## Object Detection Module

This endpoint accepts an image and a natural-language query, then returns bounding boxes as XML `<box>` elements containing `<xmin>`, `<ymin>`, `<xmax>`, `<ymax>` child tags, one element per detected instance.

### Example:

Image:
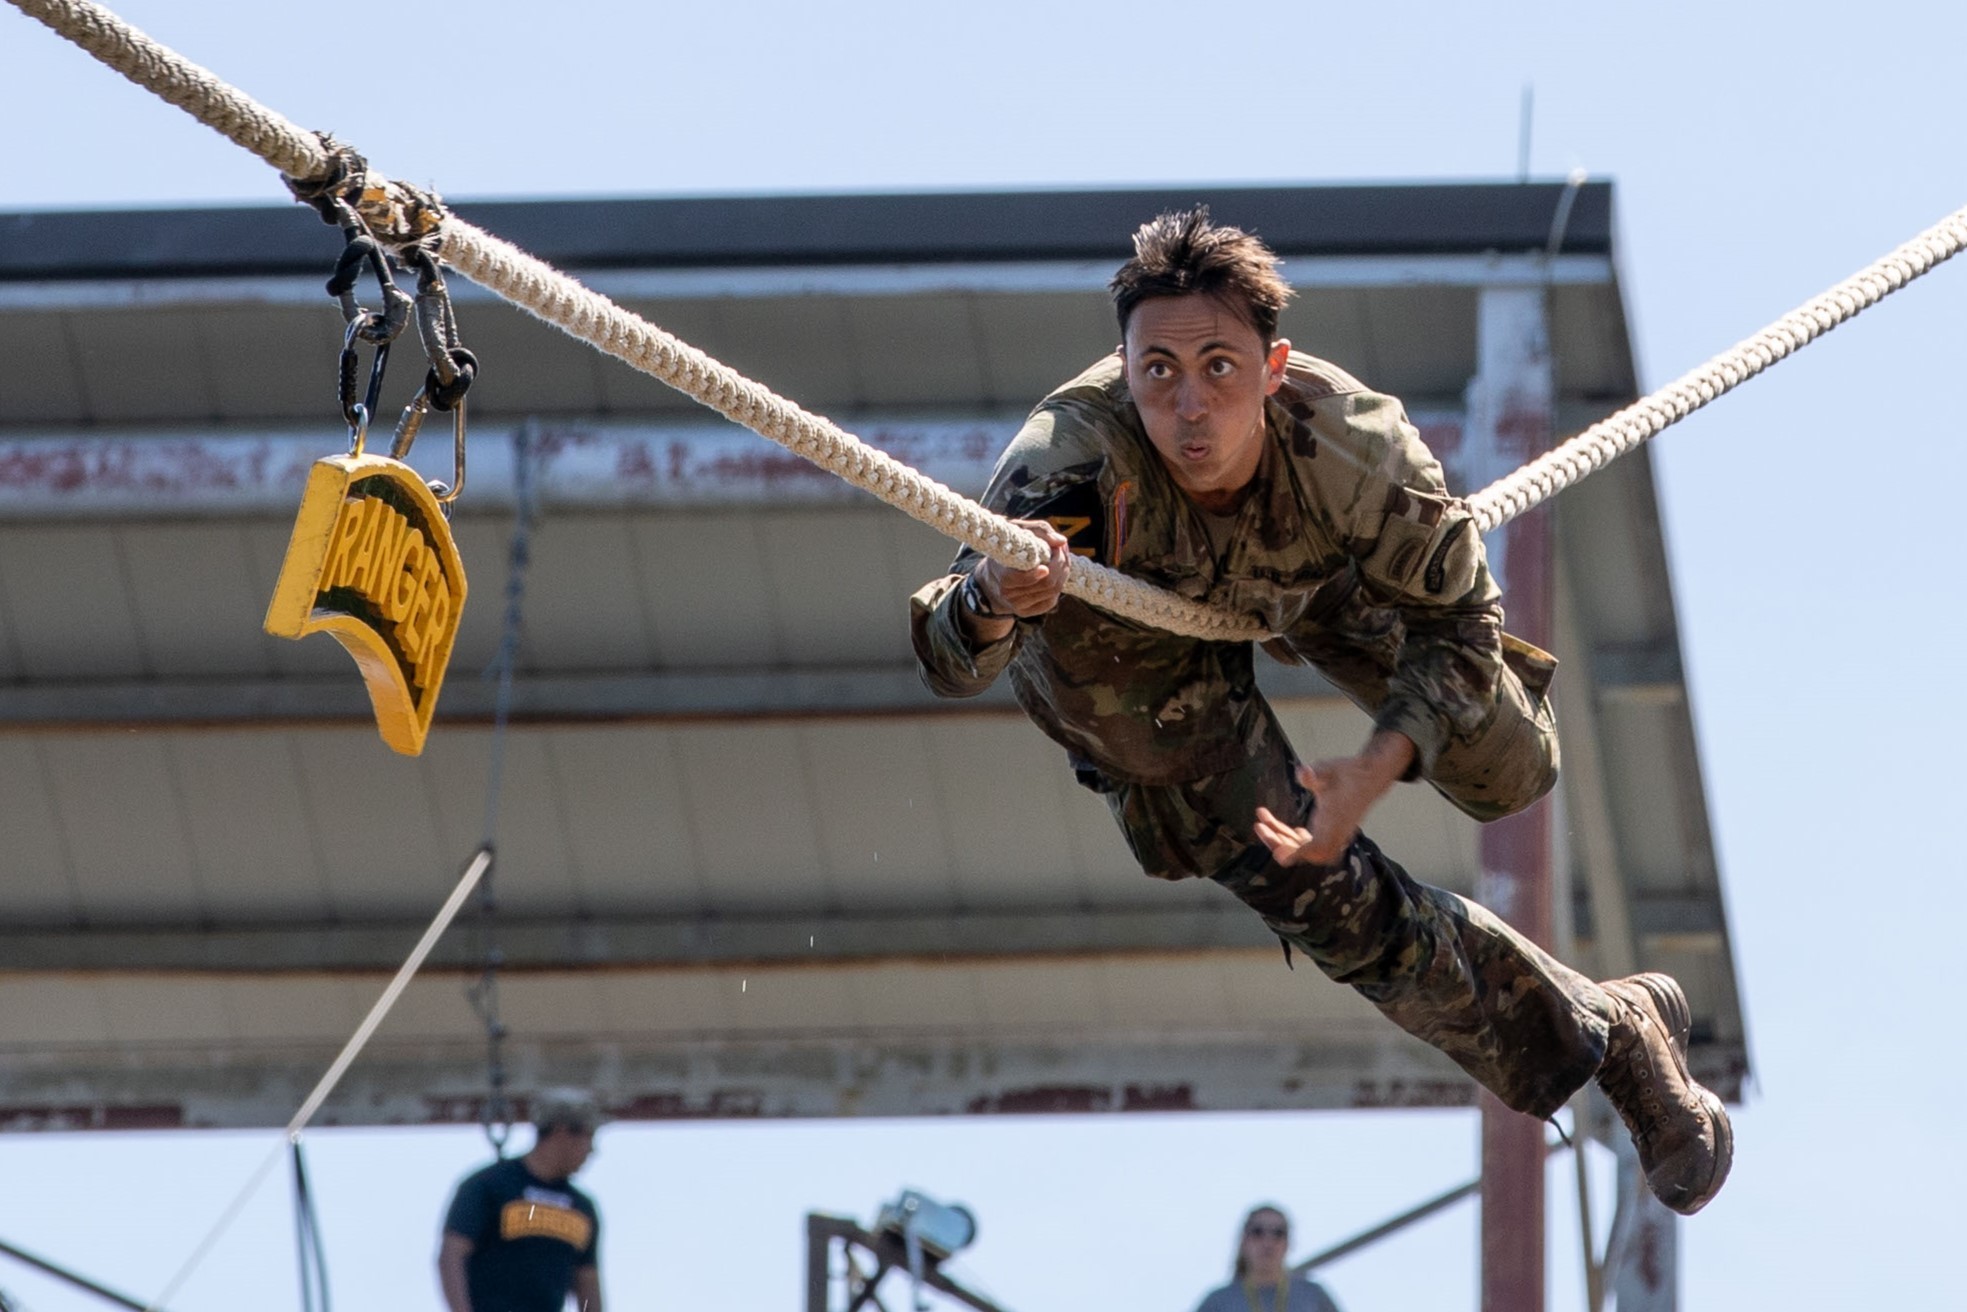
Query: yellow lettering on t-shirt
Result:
<box><xmin>499</xmin><ymin>1199</ymin><xmax>593</xmax><ymax>1249</ymax></box>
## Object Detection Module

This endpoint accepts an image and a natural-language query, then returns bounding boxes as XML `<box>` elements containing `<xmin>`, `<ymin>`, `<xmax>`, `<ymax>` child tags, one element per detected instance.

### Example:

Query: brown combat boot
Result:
<box><xmin>1594</xmin><ymin>973</ymin><xmax>1734</xmax><ymax>1215</ymax></box>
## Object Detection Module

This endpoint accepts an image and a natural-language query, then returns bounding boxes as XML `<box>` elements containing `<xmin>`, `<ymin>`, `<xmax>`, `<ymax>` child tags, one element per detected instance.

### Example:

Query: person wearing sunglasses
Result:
<box><xmin>1192</xmin><ymin>1205</ymin><xmax>1341</xmax><ymax>1312</ymax></box>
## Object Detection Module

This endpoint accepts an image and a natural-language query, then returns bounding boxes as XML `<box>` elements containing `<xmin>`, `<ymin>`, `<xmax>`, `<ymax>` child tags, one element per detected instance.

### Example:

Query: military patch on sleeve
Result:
<box><xmin>1014</xmin><ymin>478</ymin><xmax>1108</xmax><ymax>563</ymax></box>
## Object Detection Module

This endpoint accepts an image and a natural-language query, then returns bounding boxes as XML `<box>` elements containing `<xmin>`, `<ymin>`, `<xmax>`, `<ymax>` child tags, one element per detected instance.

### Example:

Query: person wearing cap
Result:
<box><xmin>1192</xmin><ymin>1205</ymin><xmax>1341</xmax><ymax>1312</ymax></box>
<box><xmin>438</xmin><ymin>1092</ymin><xmax>606</xmax><ymax>1312</ymax></box>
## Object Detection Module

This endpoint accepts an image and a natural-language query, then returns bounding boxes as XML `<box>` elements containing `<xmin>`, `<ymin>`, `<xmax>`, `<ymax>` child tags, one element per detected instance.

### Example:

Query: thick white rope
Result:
<box><xmin>10</xmin><ymin>0</ymin><xmax>1964</xmax><ymax>642</ymax></box>
<box><xmin>6</xmin><ymin>0</ymin><xmax>1265</xmax><ymax>642</ymax></box>
<box><xmin>1468</xmin><ymin>204</ymin><xmax>1967</xmax><ymax>532</ymax></box>
<box><xmin>436</xmin><ymin>222</ymin><xmax>1262</xmax><ymax>639</ymax></box>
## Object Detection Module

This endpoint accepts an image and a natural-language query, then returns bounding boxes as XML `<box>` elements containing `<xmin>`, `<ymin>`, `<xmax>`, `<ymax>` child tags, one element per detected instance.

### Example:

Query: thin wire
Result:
<box><xmin>470</xmin><ymin>420</ymin><xmax>541</xmax><ymax>1155</ymax></box>
<box><xmin>145</xmin><ymin>1143</ymin><xmax>282</xmax><ymax>1312</ymax></box>
<box><xmin>151</xmin><ymin>431</ymin><xmax>535</xmax><ymax>1299</ymax></box>
<box><xmin>481</xmin><ymin>419</ymin><xmax>539</xmax><ymax>845</ymax></box>
<box><xmin>145</xmin><ymin>847</ymin><xmax>494</xmax><ymax>1312</ymax></box>
<box><xmin>0</xmin><ymin>1233</ymin><xmax>155</xmax><ymax>1310</ymax></box>
<box><xmin>291</xmin><ymin>1142</ymin><xmax>330</xmax><ymax>1312</ymax></box>
<box><xmin>290</xmin><ymin>848</ymin><xmax>493</xmax><ymax>1135</ymax></box>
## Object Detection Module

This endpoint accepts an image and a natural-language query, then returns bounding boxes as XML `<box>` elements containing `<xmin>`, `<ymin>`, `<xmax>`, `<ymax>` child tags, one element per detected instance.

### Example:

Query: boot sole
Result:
<box><xmin>1683</xmin><ymin>1087</ymin><xmax>1735</xmax><ymax>1215</ymax></box>
<box><xmin>1627</xmin><ymin>972</ymin><xmax>1734</xmax><ymax>1215</ymax></box>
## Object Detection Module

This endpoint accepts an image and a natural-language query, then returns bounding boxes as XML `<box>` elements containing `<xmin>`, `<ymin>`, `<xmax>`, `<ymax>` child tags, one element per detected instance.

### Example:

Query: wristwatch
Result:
<box><xmin>960</xmin><ymin>572</ymin><xmax>1014</xmax><ymax>621</ymax></box>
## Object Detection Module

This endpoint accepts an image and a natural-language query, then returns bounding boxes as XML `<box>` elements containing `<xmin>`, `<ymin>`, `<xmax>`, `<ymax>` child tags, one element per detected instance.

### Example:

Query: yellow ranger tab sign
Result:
<box><xmin>264</xmin><ymin>453</ymin><xmax>467</xmax><ymax>756</ymax></box>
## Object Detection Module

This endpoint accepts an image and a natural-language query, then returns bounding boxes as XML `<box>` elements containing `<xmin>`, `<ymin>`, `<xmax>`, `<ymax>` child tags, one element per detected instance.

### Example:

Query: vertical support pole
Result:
<box><xmin>1465</xmin><ymin>285</ymin><xmax>1556</xmax><ymax>1312</ymax></box>
<box><xmin>1611</xmin><ymin>1135</ymin><xmax>1681</xmax><ymax>1311</ymax></box>
<box><xmin>806</xmin><ymin>1214</ymin><xmax>833</xmax><ymax>1312</ymax></box>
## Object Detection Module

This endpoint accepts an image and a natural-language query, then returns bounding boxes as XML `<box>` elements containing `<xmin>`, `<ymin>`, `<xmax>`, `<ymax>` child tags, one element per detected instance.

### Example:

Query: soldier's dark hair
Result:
<box><xmin>1110</xmin><ymin>207</ymin><xmax>1293</xmax><ymax>341</ymax></box>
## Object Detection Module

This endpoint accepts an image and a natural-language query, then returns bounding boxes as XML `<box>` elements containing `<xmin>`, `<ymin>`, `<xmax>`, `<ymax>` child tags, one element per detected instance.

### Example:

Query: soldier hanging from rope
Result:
<box><xmin>910</xmin><ymin>208</ymin><xmax>1731</xmax><ymax>1216</ymax></box>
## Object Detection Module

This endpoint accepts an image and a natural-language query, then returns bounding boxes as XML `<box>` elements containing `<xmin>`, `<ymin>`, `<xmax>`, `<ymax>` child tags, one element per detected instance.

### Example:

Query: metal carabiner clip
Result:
<box><xmin>341</xmin><ymin>316</ymin><xmax>392</xmax><ymax>457</ymax></box>
<box><xmin>390</xmin><ymin>385</ymin><xmax>467</xmax><ymax>513</ymax></box>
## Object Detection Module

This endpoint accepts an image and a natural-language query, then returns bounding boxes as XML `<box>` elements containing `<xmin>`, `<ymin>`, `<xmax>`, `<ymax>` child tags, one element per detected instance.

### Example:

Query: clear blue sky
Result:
<box><xmin>1</xmin><ymin>2</ymin><xmax>1962</xmax><ymax>1309</ymax></box>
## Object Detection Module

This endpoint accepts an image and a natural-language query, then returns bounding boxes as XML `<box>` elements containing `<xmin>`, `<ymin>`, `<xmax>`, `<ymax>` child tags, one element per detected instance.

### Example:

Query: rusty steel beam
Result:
<box><xmin>0</xmin><ymin>893</ymin><xmax>1733</xmax><ymax>976</ymax></box>
<box><xmin>0</xmin><ymin>410</ymin><xmax>1467</xmax><ymax>521</ymax></box>
<box><xmin>1467</xmin><ymin>283</ymin><xmax>1558</xmax><ymax>1312</ymax></box>
<box><xmin>0</xmin><ymin>904</ymin><xmax>1284</xmax><ymax>972</ymax></box>
<box><xmin>0</xmin><ymin>252</ymin><xmax>1614</xmax><ymax>315</ymax></box>
<box><xmin>0</xmin><ymin>1029</ymin><xmax>1485</xmax><ymax>1133</ymax></box>
<box><xmin>0</xmin><ymin>662</ymin><xmax>1348</xmax><ymax>729</ymax></box>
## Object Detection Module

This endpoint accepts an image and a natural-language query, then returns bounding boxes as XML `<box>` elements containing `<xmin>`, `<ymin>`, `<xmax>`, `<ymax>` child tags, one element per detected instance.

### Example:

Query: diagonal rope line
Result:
<box><xmin>9</xmin><ymin>0</ymin><xmax>1964</xmax><ymax>636</ymax></box>
<box><xmin>1466</xmin><ymin>203</ymin><xmax>1967</xmax><ymax>531</ymax></box>
<box><xmin>142</xmin><ymin>846</ymin><xmax>494</xmax><ymax>1312</ymax></box>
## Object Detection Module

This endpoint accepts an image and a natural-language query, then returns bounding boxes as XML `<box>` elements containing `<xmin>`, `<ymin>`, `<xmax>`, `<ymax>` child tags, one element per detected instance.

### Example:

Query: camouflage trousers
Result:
<box><xmin>1096</xmin><ymin>707</ymin><xmax>1611</xmax><ymax>1120</ymax></box>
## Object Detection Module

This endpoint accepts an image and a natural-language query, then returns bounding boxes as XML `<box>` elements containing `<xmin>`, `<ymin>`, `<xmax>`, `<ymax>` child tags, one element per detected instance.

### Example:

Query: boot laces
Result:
<box><xmin>1599</xmin><ymin>1004</ymin><xmax>1669</xmax><ymax>1151</ymax></box>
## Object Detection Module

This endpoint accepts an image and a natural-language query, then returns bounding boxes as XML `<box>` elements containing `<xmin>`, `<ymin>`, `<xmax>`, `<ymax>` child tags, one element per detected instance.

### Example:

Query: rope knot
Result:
<box><xmin>283</xmin><ymin>131</ymin><xmax>367</xmax><ymax>219</ymax></box>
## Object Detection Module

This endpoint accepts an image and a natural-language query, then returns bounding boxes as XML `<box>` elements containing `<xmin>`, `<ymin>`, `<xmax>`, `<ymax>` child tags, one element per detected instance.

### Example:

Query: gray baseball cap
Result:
<box><xmin>529</xmin><ymin>1090</ymin><xmax>610</xmax><ymax>1134</ymax></box>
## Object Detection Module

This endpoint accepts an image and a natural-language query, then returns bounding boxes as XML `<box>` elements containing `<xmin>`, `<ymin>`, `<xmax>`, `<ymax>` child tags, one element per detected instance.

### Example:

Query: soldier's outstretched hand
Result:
<box><xmin>1254</xmin><ymin>731</ymin><xmax>1417</xmax><ymax>867</ymax></box>
<box><xmin>976</xmin><ymin>518</ymin><xmax>1073</xmax><ymax>617</ymax></box>
<box><xmin>1254</xmin><ymin>805</ymin><xmax>1328</xmax><ymax>867</ymax></box>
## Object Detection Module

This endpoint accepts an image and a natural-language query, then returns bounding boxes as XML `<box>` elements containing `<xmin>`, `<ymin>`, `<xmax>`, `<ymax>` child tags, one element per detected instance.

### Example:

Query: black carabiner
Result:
<box><xmin>340</xmin><ymin>316</ymin><xmax>392</xmax><ymax>455</ymax></box>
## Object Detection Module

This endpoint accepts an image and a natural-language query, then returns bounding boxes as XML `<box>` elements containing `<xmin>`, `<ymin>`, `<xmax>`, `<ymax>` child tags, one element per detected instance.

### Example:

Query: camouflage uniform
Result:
<box><xmin>910</xmin><ymin>352</ymin><xmax>1613</xmax><ymax>1119</ymax></box>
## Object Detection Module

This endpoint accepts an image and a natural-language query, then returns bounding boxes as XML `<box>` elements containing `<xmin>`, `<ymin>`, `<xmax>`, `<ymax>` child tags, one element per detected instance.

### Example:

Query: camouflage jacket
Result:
<box><xmin>909</xmin><ymin>351</ymin><xmax>1505</xmax><ymax>788</ymax></box>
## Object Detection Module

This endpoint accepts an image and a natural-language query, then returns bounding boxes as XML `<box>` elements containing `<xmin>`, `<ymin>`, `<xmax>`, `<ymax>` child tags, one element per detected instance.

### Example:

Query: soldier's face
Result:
<box><xmin>1122</xmin><ymin>293</ymin><xmax>1290</xmax><ymax>512</ymax></box>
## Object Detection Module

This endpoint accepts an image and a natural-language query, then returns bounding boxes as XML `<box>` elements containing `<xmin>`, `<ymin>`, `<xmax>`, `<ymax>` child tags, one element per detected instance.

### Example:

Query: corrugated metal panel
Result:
<box><xmin>4</xmin><ymin>978</ymin><xmax>113</xmax><ymax>1046</ymax></box>
<box><xmin>208</xmin><ymin>308</ymin><xmax>344</xmax><ymax>419</ymax></box>
<box><xmin>712</xmin><ymin>297</ymin><xmax>864</xmax><ymax>409</ymax></box>
<box><xmin>0</xmin><ymin>524</ymin><xmax>137</xmax><ymax>678</ymax></box>
<box><xmin>676</xmin><ymin>722</ymin><xmax>837</xmax><ymax>911</ymax></box>
<box><xmin>287</xmin><ymin>731</ymin><xmax>453</xmax><ymax>916</ymax></box>
<box><xmin>0</xmin><ymin>584</ymin><xmax>22</xmax><ymax>680</ymax></box>
<box><xmin>632</xmin><ymin>511</ymin><xmax>788</xmax><ymax>667</ymax></box>
<box><xmin>539</xmin><ymin>729</ymin><xmax>695</xmax><ymax>910</ymax></box>
<box><xmin>166</xmin><ymin>730</ymin><xmax>326</xmax><ymax>918</ymax></box>
<box><xmin>515</xmin><ymin>514</ymin><xmax>660</xmax><ymax>669</ymax></box>
<box><xmin>916</xmin><ymin>715</ymin><xmax>1142</xmax><ymax>908</ymax></box>
<box><xmin>0</xmin><ymin>947</ymin><xmax>1637</xmax><ymax>1129</ymax></box>
<box><xmin>66</xmin><ymin>307</ymin><xmax>217</xmax><ymax>422</ymax></box>
<box><xmin>966</xmin><ymin>291</ymin><xmax>1115</xmax><ymax>408</ymax></box>
<box><xmin>0</xmin><ymin>313</ymin><xmax>86</xmax><ymax>423</ymax></box>
<box><xmin>120</xmin><ymin>522</ymin><xmax>270</xmax><ymax>676</ymax></box>
<box><xmin>840</xmin><ymin>296</ymin><xmax>991</xmax><ymax>406</ymax></box>
<box><xmin>1359</xmin><ymin>287</ymin><xmax>1481</xmax><ymax>399</ymax></box>
<box><xmin>0</xmin><ymin>737</ymin><xmax>72</xmax><ymax>917</ymax></box>
<box><xmin>99</xmin><ymin>974</ymin><xmax>234</xmax><ymax>1044</ymax></box>
<box><xmin>459</xmin><ymin>299</ymin><xmax>612</xmax><ymax>416</ymax></box>
<box><xmin>40</xmin><ymin>734</ymin><xmax>203</xmax><ymax>919</ymax></box>
<box><xmin>755</xmin><ymin>512</ymin><xmax>924</xmax><ymax>665</ymax></box>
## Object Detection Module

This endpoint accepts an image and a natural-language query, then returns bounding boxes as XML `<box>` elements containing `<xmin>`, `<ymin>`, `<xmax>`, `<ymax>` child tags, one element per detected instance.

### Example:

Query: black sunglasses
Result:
<box><xmin>1245</xmin><ymin>1225</ymin><xmax>1288</xmax><ymax>1240</ymax></box>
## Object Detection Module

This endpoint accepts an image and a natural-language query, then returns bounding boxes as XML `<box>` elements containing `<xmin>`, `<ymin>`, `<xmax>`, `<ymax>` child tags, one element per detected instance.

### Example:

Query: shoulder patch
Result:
<box><xmin>1019</xmin><ymin>478</ymin><xmax>1107</xmax><ymax>563</ymax></box>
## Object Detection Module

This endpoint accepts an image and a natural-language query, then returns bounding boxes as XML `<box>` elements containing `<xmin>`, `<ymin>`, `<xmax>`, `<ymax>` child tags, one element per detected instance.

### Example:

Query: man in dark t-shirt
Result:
<box><xmin>439</xmin><ymin>1092</ymin><xmax>606</xmax><ymax>1312</ymax></box>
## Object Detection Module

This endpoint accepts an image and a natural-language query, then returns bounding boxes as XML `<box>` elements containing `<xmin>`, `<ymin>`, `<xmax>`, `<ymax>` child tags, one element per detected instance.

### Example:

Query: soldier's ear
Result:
<box><xmin>1264</xmin><ymin>339</ymin><xmax>1292</xmax><ymax>394</ymax></box>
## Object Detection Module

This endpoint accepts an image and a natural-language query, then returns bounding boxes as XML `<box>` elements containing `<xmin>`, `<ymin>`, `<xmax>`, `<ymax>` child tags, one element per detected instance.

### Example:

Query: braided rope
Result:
<box><xmin>439</xmin><ymin>222</ymin><xmax>1269</xmax><ymax>641</ymax></box>
<box><xmin>10</xmin><ymin>0</ymin><xmax>1266</xmax><ymax>642</ymax></box>
<box><xmin>13</xmin><ymin>0</ymin><xmax>1963</xmax><ymax>642</ymax></box>
<box><xmin>1467</xmin><ymin>205</ymin><xmax>1967</xmax><ymax>532</ymax></box>
<box><xmin>11</xmin><ymin>0</ymin><xmax>327</xmax><ymax>180</ymax></box>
